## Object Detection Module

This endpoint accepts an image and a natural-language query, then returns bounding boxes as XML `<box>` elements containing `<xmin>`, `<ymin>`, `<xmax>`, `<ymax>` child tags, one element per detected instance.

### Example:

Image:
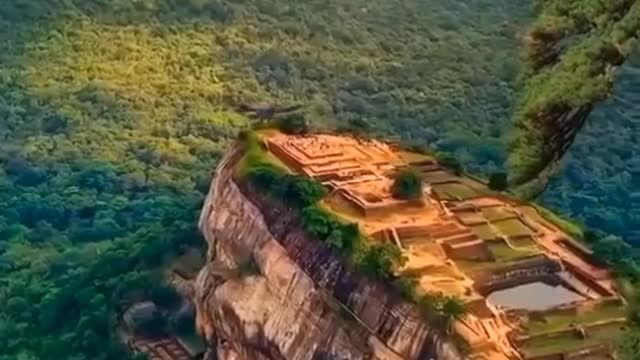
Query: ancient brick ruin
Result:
<box><xmin>261</xmin><ymin>132</ymin><xmax>627</xmax><ymax>360</ymax></box>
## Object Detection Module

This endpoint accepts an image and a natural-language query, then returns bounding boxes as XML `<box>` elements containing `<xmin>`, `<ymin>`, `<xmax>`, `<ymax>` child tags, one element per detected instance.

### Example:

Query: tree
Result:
<box><xmin>355</xmin><ymin>243</ymin><xmax>404</xmax><ymax>280</ymax></box>
<box><xmin>435</xmin><ymin>153</ymin><xmax>463</xmax><ymax>175</ymax></box>
<box><xmin>246</xmin><ymin>165</ymin><xmax>282</xmax><ymax>190</ymax></box>
<box><xmin>488</xmin><ymin>172</ymin><xmax>508</xmax><ymax>191</ymax></box>
<box><xmin>277</xmin><ymin>114</ymin><xmax>309</xmax><ymax>135</ymax></box>
<box><xmin>592</xmin><ymin>236</ymin><xmax>632</xmax><ymax>265</ymax></box>
<box><xmin>290</xmin><ymin>177</ymin><xmax>327</xmax><ymax>206</ymax></box>
<box><xmin>391</xmin><ymin>168</ymin><xmax>423</xmax><ymax>200</ymax></box>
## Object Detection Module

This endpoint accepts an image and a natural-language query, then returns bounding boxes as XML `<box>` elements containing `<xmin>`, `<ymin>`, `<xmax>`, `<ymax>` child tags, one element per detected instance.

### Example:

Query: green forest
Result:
<box><xmin>0</xmin><ymin>0</ymin><xmax>639</xmax><ymax>359</ymax></box>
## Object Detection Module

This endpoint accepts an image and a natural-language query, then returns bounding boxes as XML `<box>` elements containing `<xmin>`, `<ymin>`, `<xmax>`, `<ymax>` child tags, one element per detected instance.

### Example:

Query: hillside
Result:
<box><xmin>543</xmin><ymin>55</ymin><xmax>640</xmax><ymax>243</ymax></box>
<box><xmin>0</xmin><ymin>1</ymin><xmax>531</xmax><ymax>359</ymax></box>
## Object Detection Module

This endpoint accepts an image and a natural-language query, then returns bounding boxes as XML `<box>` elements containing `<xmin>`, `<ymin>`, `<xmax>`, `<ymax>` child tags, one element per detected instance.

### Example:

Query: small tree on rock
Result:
<box><xmin>391</xmin><ymin>168</ymin><xmax>423</xmax><ymax>200</ymax></box>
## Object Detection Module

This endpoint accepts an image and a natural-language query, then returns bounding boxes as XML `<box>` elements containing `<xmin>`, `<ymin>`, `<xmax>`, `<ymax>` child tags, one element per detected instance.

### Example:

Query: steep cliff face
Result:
<box><xmin>193</xmin><ymin>145</ymin><xmax>463</xmax><ymax>360</ymax></box>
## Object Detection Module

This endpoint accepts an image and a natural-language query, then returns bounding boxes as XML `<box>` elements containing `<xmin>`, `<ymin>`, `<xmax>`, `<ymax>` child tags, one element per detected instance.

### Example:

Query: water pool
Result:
<box><xmin>487</xmin><ymin>282</ymin><xmax>584</xmax><ymax>311</ymax></box>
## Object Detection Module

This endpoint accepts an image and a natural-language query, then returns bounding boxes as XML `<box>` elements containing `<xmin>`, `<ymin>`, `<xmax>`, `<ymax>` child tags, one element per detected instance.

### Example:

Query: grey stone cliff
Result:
<box><xmin>193</xmin><ymin>145</ymin><xmax>464</xmax><ymax>360</ymax></box>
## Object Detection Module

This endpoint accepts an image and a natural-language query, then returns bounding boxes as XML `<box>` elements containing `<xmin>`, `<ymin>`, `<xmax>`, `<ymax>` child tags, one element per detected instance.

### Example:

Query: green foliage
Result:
<box><xmin>592</xmin><ymin>235</ymin><xmax>640</xmax><ymax>281</ymax></box>
<box><xmin>391</xmin><ymin>276</ymin><xmax>467</xmax><ymax>330</ymax></box>
<box><xmin>435</xmin><ymin>152</ymin><xmax>464</xmax><ymax>175</ymax></box>
<box><xmin>276</xmin><ymin>114</ymin><xmax>309</xmax><ymax>135</ymax></box>
<box><xmin>353</xmin><ymin>243</ymin><xmax>405</xmax><ymax>280</ymax></box>
<box><xmin>246</xmin><ymin>169</ymin><xmax>328</xmax><ymax>207</ymax></box>
<box><xmin>509</xmin><ymin>0</ymin><xmax>640</xmax><ymax>185</ymax></box>
<box><xmin>540</xmin><ymin>54</ymin><xmax>640</xmax><ymax>244</ymax></box>
<box><xmin>290</xmin><ymin>177</ymin><xmax>328</xmax><ymax>207</ymax></box>
<box><xmin>301</xmin><ymin>207</ymin><xmax>359</xmax><ymax>252</ymax></box>
<box><xmin>441</xmin><ymin>297</ymin><xmax>466</xmax><ymax>323</ymax></box>
<box><xmin>488</xmin><ymin>172</ymin><xmax>509</xmax><ymax>191</ymax></box>
<box><xmin>238</xmin><ymin>131</ymin><xmax>408</xmax><ymax>281</ymax></box>
<box><xmin>391</xmin><ymin>168</ymin><xmax>424</xmax><ymax>200</ymax></box>
<box><xmin>619</xmin><ymin>332</ymin><xmax>640</xmax><ymax>360</ymax></box>
<box><xmin>533</xmin><ymin>204</ymin><xmax>585</xmax><ymax>240</ymax></box>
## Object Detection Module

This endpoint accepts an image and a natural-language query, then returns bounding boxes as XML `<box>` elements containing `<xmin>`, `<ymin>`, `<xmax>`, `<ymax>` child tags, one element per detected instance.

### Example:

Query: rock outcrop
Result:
<box><xmin>193</xmin><ymin>145</ymin><xmax>463</xmax><ymax>360</ymax></box>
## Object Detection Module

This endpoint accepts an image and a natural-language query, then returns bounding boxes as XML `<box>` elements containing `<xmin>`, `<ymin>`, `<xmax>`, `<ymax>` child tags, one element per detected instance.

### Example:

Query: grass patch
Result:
<box><xmin>492</xmin><ymin>218</ymin><xmax>532</xmax><ymax>237</ymax></box>
<box><xmin>471</xmin><ymin>224</ymin><xmax>497</xmax><ymax>240</ymax></box>
<box><xmin>521</xmin><ymin>333</ymin><xmax>601</xmax><ymax>358</ymax></box>
<box><xmin>510</xmin><ymin>236</ymin><xmax>537</xmax><ymax>248</ymax></box>
<box><xmin>433</xmin><ymin>182</ymin><xmax>480</xmax><ymax>200</ymax></box>
<box><xmin>533</xmin><ymin>204</ymin><xmax>584</xmax><ymax>240</ymax></box>
<box><xmin>527</xmin><ymin>302</ymin><xmax>627</xmax><ymax>336</ymax></box>
<box><xmin>455</xmin><ymin>210</ymin><xmax>485</xmax><ymax>225</ymax></box>
<box><xmin>522</xmin><ymin>322</ymin><xmax>627</xmax><ymax>358</ymax></box>
<box><xmin>235</xmin><ymin>130</ymin><xmax>290</xmax><ymax>178</ymax></box>
<box><xmin>397</xmin><ymin>151</ymin><xmax>434</xmax><ymax>164</ymax></box>
<box><xmin>481</xmin><ymin>206</ymin><xmax>515</xmax><ymax>222</ymax></box>
<box><xmin>422</xmin><ymin>170</ymin><xmax>457</xmax><ymax>184</ymax></box>
<box><xmin>489</xmin><ymin>241</ymin><xmax>539</xmax><ymax>263</ymax></box>
<box><xmin>457</xmin><ymin>254</ymin><xmax>541</xmax><ymax>273</ymax></box>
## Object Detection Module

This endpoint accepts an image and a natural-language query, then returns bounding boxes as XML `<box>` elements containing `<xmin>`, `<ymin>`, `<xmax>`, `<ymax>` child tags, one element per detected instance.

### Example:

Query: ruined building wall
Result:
<box><xmin>193</xmin><ymin>145</ymin><xmax>464</xmax><ymax>360</ymax></box>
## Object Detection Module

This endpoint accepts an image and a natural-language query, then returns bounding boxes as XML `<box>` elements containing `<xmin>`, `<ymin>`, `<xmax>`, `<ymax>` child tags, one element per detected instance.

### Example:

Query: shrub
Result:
<box><xmin>302</xmin><ymin>206</ymin><xmax>359</xmax><ymax>252</ymax></box>
<box><xmin>246</xmin><ymin>165</ymin><xmax>282</xmax><ymax>190</ymax></box>
<box><xmin>355</xmin><ymin>243</ymin><xmax>404</xmax><ymax>280</ymax></box>
<box><xmin>391</xmin><ymin>168</ymin><xmax>423</xmax><ymax>200</ymax></box>
<box><xmin>435</xmin><ymin>152</ymin><xmax>463</xmax><ymax>175</ymax></box>
<box><xmin>439</xmin><ymin>297</ymin><xmax>466</xmax><ymax>333</ymax></box>
<box><xmin>290</xmin><ymin>176</ymin><xmax>327</xmax><ymax>206</ymax></box>
<box><xmin>302</xmin><ymin>206</ymin><xmax>333</xmax><ymax>239</ymax></box>
<box><xmin>277</xmin><ymin>114</ymin><xmax>309</xmax><ymax>134</ymax></box>
<box><xmin>392</xmin><ymin>276</ymin><xmax>420</xmax><ymax>300</ymax></box>
<box><xmin>488</xmin><ymin>172</ymin><xmax>508</xmax><ymax>191</ymax></box>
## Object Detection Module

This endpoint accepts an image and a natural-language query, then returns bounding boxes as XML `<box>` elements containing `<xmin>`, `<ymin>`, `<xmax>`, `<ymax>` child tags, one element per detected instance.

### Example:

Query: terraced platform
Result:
<box><xmin>258</xmin><ymin>131</ymin><xmax>627</xmax><ymax>360</ymax></box>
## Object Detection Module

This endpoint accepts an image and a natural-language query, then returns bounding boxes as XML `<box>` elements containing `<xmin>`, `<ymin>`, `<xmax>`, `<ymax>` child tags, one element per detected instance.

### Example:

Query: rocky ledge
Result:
<box><xmin>192</xmin><ymin>144</ymin><xmax>463</xmax><ymax>360</ymax></box>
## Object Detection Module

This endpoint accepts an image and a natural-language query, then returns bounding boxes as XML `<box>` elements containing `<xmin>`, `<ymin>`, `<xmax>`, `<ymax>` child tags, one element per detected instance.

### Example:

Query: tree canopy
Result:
<box><xmin>508</xmin><ymin>0</ymin><xmax>640</xmax><ymax>185</ymax></box>
<box><xmin>391</xmin><ymin>169</ymin><xmax>424</xmax><ymax>200</ymax></box>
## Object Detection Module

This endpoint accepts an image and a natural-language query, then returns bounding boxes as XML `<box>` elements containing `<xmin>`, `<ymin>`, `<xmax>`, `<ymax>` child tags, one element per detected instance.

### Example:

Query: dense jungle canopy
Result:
<box><xmin>509</xmin><ymin>0</ymin><xmax>640</xmax><ymax>185</ymax></box>
<box><xmin>0</xmin><ymin>1</ymin><xmax>639</xmax><ymax>359</ymax></box>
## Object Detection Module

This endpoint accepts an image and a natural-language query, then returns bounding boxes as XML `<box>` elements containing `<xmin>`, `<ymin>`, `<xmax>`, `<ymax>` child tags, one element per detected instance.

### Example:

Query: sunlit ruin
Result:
<box><xmin>260</xmin><ymin>131</ymin><xmax>627</xmax><ymax>360</ymax></box>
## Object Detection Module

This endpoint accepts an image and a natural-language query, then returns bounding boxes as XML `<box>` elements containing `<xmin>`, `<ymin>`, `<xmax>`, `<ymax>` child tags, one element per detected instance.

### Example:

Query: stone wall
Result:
<box><xmin>473</xmin><ymin>256</ymin><xmax>562</xmax><ymax>295</ymax></box>
<box><xmin>194</xmin><ymin>145</ymin><xmax>463</xmax><ymax>360</ymax></box>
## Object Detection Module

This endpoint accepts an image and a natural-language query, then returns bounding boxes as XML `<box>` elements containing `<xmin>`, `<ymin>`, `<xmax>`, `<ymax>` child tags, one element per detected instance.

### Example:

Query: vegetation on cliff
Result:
<box><xmin>238</xmin><ymin>131</ymin><xmax>403</xmax><ymax>278</ymax></box>
<box><xmin>509</xmin><ymin>0</ymin><xmax>640</xmax><ymax>185</ymax></box>
<box><xmin>236</xmin><ymin>130</ymin><xmax>466</xmax><ymax>329</ymax></box>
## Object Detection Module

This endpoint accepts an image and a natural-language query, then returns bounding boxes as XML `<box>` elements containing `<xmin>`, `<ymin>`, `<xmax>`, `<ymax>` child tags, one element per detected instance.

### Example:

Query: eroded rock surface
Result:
<box><xmin>193</xmin><ymin>145</ymin><xmax>462</xmax><ymax>360</ymax></box>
